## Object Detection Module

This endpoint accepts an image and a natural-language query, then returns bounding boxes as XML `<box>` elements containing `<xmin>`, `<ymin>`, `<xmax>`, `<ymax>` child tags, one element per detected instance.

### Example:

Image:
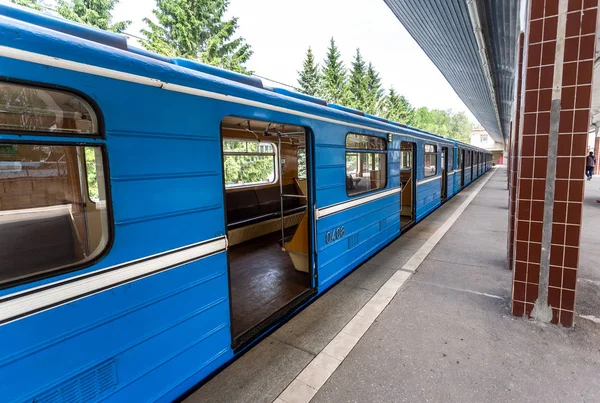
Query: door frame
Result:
<box><xmin>460</xmin><ymin>149</ymin><xmax>465</xmax><ymax>187</ymax></box>
<box><xmin>441</xmin><ymin>146</ymin><xmax>448</xmax><ymax>200</ymax></box>
<box><xmin>400</xmin><ymin>141</ymin><xmax>416</xmax><ymax>231</ymax></box>
<box><xmin>219</xmin><ymin>117</ymin><xmax>317</xmax><ymax>351</ymax></box>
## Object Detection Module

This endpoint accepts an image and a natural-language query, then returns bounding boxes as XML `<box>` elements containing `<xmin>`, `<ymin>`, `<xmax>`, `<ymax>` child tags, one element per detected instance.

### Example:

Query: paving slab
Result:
<box><xmin>413</xmin><ymin>258</ymin><xmax>512</xmax><ymax>299</ymax></box>
<box><xmin>313</xmin><ymin>169</ymin><xmax>600</xmax><ymax>403</ymax></box>
<box><xmin>271</xmin><ymin>283</ymin><xmax>373</xmax><ymax>355</ymax></box>
<box><xmin>314</xmin><ymin>281</ymin><xmax>600</xmax><ymax>403</ymax></box>
<box><xmin>577</xmin><ymin>178</ymin><xmax>600</xmax><ymax>317</ymax></box>
<box><xmin>366</xmin><ymin>248</ymin><xmax>415</xmax><ymax>269</ymax></box>
<box><xmin>339</xmin><ymin>263</ymin><xmax>397</xmax><ymax>293</ymax></box>
<box><xmin>186</xmin><ymin>337</ymin><xmax>314</xmax><ymax>403</ymax></box>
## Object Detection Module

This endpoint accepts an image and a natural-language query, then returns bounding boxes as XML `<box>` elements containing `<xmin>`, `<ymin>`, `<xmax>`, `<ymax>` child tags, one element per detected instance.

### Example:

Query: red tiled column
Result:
<box><xmin>508</xmin><ymin>34</ymin><xmax>525</xmax><ymax>272</ymax></box>
<box><xmin>511</xmin><ymin>0</ymin><xmax>597</xmax><ymax>327</ymax></box>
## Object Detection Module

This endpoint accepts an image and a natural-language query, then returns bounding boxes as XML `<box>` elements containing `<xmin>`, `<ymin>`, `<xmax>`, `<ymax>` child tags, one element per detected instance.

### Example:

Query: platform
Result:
<box><xmin>184</xmin><ymin>166</ymin><xmax>600</xmax><ymax>403</ymax></box>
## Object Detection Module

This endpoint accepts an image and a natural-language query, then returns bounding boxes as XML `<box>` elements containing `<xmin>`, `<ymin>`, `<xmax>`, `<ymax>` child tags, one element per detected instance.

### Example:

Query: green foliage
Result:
<box><xmin>411</xmin><ymin>107</ymin><xmax>473</xmax><ymax>141</ymax></box>
<box><xmin>223</xmin><ymin>141</ymin><xmax>275</xmax><ymax>186</ymax></box>
<box><xmin>297</xmin><ymin>38</ymin><xmax>474</xmax><ymax>141</ymax></box>
<box><xmin>297</xmin><ymin>148</ymin><xmax>307</xmax><ymax>179</ymax></box>
<box><xmin>347</xmin><ymin>48</ymin><xmax>368</xmax><ymax>110</ymax></box>
<box><xmin>365</xmin><ymin>62</ymin><xmax>384</xmax><ymax>115</ymax></box>
<box><xmin>56</xmin><ymin>0</ymin><xmax>131</xmax><ymax>33</ymax></box>
<box><xmin>10</xmin><ymin>0</ymin><xmax>44</xmax><ymax>10</ymax></box>
<box><xmin>321</xmin><ymin>38</ymin><xmax>347</xmax><ymax>104</ymax></box>
<box><xmin>297</xmin><ymin>47</ymin><xmax>321</xmax><ymax>97</ymax></box>
<box><xmin>447</xmin><ymin>111</ymin><xmax>473</xmax><ymax>143</ymax></box>
<box><xmin>383</xmin><ymin>87</ymin><xmax>413</xmax><ymax>124</ymax></box>
<box><xmin>84</xmin><ymin>147</ymin><xmax>99</xmax><ymax>201</ymax></box>
<box><xmin>141</xmin><ymin>0</ymin><xmax>252</xmax><ymax>74</ymax></box>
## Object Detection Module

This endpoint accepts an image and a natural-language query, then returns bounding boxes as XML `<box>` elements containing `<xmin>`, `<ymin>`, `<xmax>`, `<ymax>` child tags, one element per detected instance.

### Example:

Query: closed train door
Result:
<box><xmin>441</xmin><ymin>147</ymin><xmax>448</xmax><ymax>200</ymax></box>
<box><xmin>460</xmin><ymin>149</ymin><xmax>465</xmax><ymax>187</ymax></box>
<box><xmin>219</xmin><ymin>117</ymin><xmax>315</xmax><ymax>350</ymax></box>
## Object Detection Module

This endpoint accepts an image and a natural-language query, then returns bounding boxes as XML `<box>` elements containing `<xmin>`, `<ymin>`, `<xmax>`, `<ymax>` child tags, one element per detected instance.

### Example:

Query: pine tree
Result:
<box><xmin>347</xmin><ymin>48</ymin><xmax>368</xmax><ymax>111</ymax></box>
<box><xmin>384</xmin><ymin>87</ymin><xmax>414</xmax><ymax>124</ymax></box>
<box><xmin>365</xmin><ymin>62</ymin><xmax>384</xmax><ymax>115</ymax></box>
<box><xmin>321</xmin><ymin>38</ymin><xmax>346</xmax><ymax>104</ymax></box>
<box><xmin>56</xmin><ymin>0</ymin><xmax>131</xmax><ymax>33</ymax></box>
<box><xmin>297</xmin><ymin>47</ymin><xmax>321</xmax><ymax>97</ymax></box>
<box><xmin>141</xmin><ymin>0</ymin><xmax>252</xmax><ymax>74</ymax></box>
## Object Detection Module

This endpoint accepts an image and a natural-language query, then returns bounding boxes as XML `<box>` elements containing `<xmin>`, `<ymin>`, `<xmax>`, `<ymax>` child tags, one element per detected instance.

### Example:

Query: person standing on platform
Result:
<box><xmin>586</xmin><ymin>151</ymin><xmax>596</xmax><ymax>180</ymax></box>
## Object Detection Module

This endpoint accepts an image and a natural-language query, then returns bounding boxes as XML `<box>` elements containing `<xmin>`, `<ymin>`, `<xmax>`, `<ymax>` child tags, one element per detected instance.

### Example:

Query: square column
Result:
<box><xmin>508</xmin><ymin>34</ymin><xmax>525</xmax><ymax>272</ymax></box>
<box><xmin>511</xmin><ymin>0</ymin><xmax>598</xmax><ymax>327</ymax></box>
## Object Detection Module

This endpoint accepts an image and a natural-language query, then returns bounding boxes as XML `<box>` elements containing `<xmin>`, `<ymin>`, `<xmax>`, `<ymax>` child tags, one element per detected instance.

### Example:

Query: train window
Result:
<box><xmin>424</xmin><ymin>144</ymin><xmax>437</xmax><ymax>178</ymax></box>
<box><xmin>465</xmin><ymin>150</ymin><xmax>471</xmax><ymax>166</ymax></box>
<box><xmin>297</xmin><ymin>147</ymin><xmax>306</xmax><ymax>179</ymax></box>
<box><xmin>346</xmin><ymin>133</ymin><xmax>386</xmax><ymax>150</ymax></box>
<box><xmin>0</xmin><ymin>82</ymin><xmax>98</xmax><ymax>135</ymax></box>
<box><xmin>400</xmin><ymin>150</ymin><xmax>412</xmax><ymax>169</ymax></box>
<box><xmin>0</xmin><ymin>143</ymin><xmax>109</xmax><ymax>285</ymax></box>
<box><xmin>346</xmin><ymin>134</ymin><xmax>387</xmax><ymax>196</ymax></box>
<box><xmin>223</xmin><ymin>140</ymin><xmax>277</xmax><ymax>188</ymax></box>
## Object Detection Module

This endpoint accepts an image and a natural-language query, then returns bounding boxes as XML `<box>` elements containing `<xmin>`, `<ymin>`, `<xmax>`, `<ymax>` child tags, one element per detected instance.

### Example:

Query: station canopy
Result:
<box><xmin>384</xmin><ymin>0</ymin><xmax>520</xmax><ymax>145</ymax></box>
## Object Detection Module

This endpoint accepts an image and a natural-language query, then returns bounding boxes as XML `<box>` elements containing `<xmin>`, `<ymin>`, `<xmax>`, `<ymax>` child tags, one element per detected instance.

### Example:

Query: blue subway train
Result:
<box><xmin>0</xmin><ymin>4</ymin><xmax>492</xmax><ymax>402</ymax></box>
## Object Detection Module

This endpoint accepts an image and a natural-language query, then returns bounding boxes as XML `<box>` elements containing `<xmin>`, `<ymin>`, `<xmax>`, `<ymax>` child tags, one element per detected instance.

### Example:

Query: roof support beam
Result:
<box><xmin>466</xmin><ymin>0</ymin><xmax>505</xmax><ymax>144</ymax></box>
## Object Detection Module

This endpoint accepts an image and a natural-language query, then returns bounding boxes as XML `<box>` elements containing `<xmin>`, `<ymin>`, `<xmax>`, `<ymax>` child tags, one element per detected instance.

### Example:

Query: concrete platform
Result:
<box><xmin>184</xmin><ymin>167</ymin><xmax>600</xmax><ymax>403</ymax></box>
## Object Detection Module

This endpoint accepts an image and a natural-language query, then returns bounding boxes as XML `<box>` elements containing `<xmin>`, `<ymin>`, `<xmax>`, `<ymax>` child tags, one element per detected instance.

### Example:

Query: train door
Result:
<box><xmin>400</xmin><ymin>141</ymin><xmax>416</xmax><ymax>231</ymax></box>
<box><xmin>220</xmin><ymin>117</ymin><xmax>315</xmax><ymax>350</ymax></box>
<box><xmin>441</xmin><ymin>147</ymin><xmax>448</xmax><ymax>200</ymax></box>
<box><xmin>470</xmin><ymin>151</ymin><xmax>474</xmax><ymax>181</ymax></box>
<box><xmin>460</xmin><ymin>149</ymin><xmax>465</xmax><ymax>187</ymax></box>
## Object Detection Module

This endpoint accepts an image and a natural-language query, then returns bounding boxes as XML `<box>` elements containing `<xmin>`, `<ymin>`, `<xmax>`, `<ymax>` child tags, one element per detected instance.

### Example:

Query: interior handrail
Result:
<box><xmin>281</xmin><ymin>194</ymin><xmax>307</xmax><ymax>199</ymax></box>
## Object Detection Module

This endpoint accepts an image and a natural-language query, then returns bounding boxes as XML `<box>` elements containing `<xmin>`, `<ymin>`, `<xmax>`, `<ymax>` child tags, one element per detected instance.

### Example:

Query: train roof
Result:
<box><xmin>0</xmin><ymin>3</ymin><xmax>491</xmax><ymax>153</ymax></box>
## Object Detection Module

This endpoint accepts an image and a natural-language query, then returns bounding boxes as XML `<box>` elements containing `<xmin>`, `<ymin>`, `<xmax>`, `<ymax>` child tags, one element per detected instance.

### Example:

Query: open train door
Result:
<box><xmin>219</xmin><ymin>117</ymin><xmax>316</xmax><ymax>351</ymax></box>
<box><xmin>400</xmin><ymin>141</ymin><xmax>416</xmax><ymax>231</ymax></box>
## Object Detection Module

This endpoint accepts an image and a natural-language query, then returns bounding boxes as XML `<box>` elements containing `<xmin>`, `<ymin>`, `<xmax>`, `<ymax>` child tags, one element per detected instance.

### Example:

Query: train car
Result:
<box><xmin>0</xmin><ymin>4</ymin><xmax>492</xmax><ymax>402</ymax></box>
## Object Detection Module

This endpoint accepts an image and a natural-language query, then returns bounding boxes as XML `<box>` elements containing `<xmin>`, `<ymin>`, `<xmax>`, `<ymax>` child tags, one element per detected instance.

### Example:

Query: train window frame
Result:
<box><xmin>423</xmin><ymin>144</ymin><xmax>438</xmax><ymax>178</ymax></box>
<box><xmin>0</xmin><ymin>141</ymin><xmax>113</xmax><ymax>289</ymax></box>
<box><xmin>345</xmin><ymin>133</ymin><xmax>388</xmax><ymax>197</ymax></box>
<box><xmin>297</xmin><ymin>147</ymin><xmax>307</xmax><ymax>180</ymax></box>
<box><xmin>222</xmin><ymin>139</ymin><xmax>278</xmax><ymax>189</ymax></box>
<box><xmin>0</xmin><ymin>80</ymin><xmax>102</xmax><ymax>137</ymax></box>
<box><xmin>400</xmin><ymin>149</ymin><xmax>412</xmax><ymax>170</ymax></box>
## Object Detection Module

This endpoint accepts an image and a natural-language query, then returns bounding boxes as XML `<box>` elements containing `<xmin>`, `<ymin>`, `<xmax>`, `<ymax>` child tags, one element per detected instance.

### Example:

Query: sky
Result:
<box><xmin>111</xmin><ymin>0</ymin><xmax>475</xmax><ymax>121</ymax></box>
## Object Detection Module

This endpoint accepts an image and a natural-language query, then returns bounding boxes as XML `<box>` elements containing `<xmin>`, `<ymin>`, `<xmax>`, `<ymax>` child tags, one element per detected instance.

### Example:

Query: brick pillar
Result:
<box><xmin>511</xmin><ymin>0</ymin><xmax>597</xmax><ymax>327</ymax></box>
<box><xmin>508</xmin><ymin>34</ymin><xmax>525</xmax><ymax>271</ymax></box>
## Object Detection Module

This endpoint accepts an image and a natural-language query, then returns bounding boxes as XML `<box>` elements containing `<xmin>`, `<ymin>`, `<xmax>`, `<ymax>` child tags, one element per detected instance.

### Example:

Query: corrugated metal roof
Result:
<box><xmin>384</xmin><ymin>0</ymin><xmax>519</xmax><ymax>144</ymax></box>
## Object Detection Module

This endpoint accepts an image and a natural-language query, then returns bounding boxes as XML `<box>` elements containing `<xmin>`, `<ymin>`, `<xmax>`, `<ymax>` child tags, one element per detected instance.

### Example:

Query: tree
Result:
<box><xmin>56</xmin><ymin>0</ymin><xmax>131</xmax><ymax>33</ymax></box>
<box><xmin>223</xmin><ymin>141</ymin><xmax>274</xmax><ymax>186</ymax></box>
<box><xmin>346</xmin><ymin>48</ymin><xmax>368</xmax><ymax>111</ymax></box>
<box><xmin>297</xmin><ymin>47</ymin><xmax>321</xmax><ymax>97</ymax></box>
<box><xmin>448</xmin><ymin>111</ymin><xmax>473</xmax><ymax>142</ymax></box>
<box><xmin>365</xmin><ymin>62</ymin><xmax>384</xmax><ymax>115</ymax></box>
<box><xmin>408</xmin><ymin>106</ymin><xmax>474</xmax><ymax>141</ymax></box>
<box><xmin>321</xmin><ymin>38</ymin><xmax>346</xmax><ymax>104</ymax></box>
<box><xmin>141</xmin><ymin>0</ymin><xmax>252</xmax><ymax>74</ymax></box>
<box><xmin>383</xmin><ymin>87</ymin><xmax>413</xmax><ymax>124</ymax></box>
<box><xmin>10</xmin><ymin>0</ymin><xmax>44</xmax><ymax>10</ymax></box>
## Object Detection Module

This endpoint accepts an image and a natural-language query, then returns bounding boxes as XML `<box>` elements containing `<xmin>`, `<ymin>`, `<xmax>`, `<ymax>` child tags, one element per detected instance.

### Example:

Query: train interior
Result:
<box><xmin>220</xmin><ymin>117</ymin><xmax>312</xmax><ymax>346</ymax></box>
<box><xmin>400</xmin><ymin>141</ymin><xmax>415</xmax><ymax>230</ymax></box>
<box><xmin>0</xmin><ymin>143</ymin><xmax>108</xmax><ymax>285</ymax></box>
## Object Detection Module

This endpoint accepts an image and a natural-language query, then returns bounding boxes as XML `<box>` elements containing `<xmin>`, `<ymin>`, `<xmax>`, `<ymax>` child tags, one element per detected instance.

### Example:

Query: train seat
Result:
<box><xmin>226</xmin><ymin>184</ymin><xmax>305</xmax><ymax>230</ymax></box>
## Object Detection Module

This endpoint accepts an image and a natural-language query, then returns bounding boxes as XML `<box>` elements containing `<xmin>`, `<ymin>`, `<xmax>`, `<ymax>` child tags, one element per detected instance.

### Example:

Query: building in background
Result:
<box><xmin>469</xmin><ymin>126</ymin><xmax>504</xmax><ymax>165</ymax></box>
